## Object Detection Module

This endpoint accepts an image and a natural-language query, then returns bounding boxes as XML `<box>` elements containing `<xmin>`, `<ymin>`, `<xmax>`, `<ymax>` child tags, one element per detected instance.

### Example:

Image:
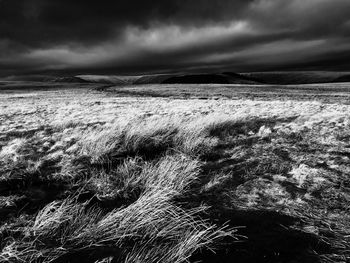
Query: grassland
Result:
<box><xmin>0</xmin><ymin>81</ymin><xmax>349</xmax><ymax>263</ymax></box>
<box><xmin>103</xmin><ymin>83</ymin><xmax>350</xmax><ymax>104</ymax></box>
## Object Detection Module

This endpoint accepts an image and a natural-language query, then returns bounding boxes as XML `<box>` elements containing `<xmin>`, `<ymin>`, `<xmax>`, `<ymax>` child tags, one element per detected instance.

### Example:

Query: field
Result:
<box><xmin>102</xmin><ymin>83</ymin><xmax>350</xmax><ymax>104</ymax></box>
<box><xmin>0</xmin><ymin>81</ymin><xmax>350</xmax><ymax>263</ymax></box>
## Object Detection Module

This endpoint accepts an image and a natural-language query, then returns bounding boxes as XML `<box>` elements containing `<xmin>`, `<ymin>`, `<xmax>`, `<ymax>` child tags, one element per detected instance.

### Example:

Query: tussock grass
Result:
<box><xmin>78</xmin><ymin>117</ymin><xmax>180</xmax><ymax>160</ymax></box>
<box><xmin>1</xmin><ymin>190</ymin><xmax>233</xmax><ymax>263</ymax></box>
<box><xmin>1</xmin><ymin>92</ymin><xmax>350</xmax><ymax>263</ymax></box>
<box><xmin>77</xmin><ymin>114</ymin><xmax>270</xmax><ymax>164</ymax></box>
<box><xmin>87</xmin><ymin>154</ymin><xmax>200</xmax><ymax>205</ymax></box>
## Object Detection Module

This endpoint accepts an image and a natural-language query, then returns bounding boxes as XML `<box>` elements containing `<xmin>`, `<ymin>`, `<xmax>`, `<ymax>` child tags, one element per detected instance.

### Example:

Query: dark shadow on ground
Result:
<box><xmin>190</xmin><ymin>208</ymin><xmax>332</xmax><ymax>263</ymax></box>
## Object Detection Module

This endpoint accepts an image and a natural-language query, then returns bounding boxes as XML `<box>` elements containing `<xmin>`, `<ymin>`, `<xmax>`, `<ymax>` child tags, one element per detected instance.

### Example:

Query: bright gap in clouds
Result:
<box><xmin>23</xmin><ymin>21</ymin><xmax>252</xmax><ymax>69</ymax></box>
<box><xmin>125</xmin><ymin>21</ymin><xmax>251</xmax><ymax>50</ymax></box>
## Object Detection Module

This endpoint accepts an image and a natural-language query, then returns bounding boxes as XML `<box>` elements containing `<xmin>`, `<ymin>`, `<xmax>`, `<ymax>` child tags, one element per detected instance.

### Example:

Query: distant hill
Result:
<box><xmin>76</xmin><ymin>75</ymin><xmax>128</xmax><ymax>85</ymax></box>
<box><xmin>73</xmin><ymin>72</ymin><xmax>261</xmax><ymax>85</ymax></box>
<box><xmin>78</xmin><ymin>71</ymin><xmax>350</xmax><ymax>85</ymax></box>
<box><xmin>2</xmin><ymin>75</ymin><xmax>56</xmax><ymax>82</ymax></box>
<box><xmin>334</xmin><ymin>75</ymin><xmax>350</xmax><ymax>83</ymax></box>
<box><xmin>242</xmin><ymin>71</ymin><xmax>350</xmax><ymax>85</ymax></box>
<box><xmin>2</xmin><ymin>75</ymin><xmax>89</xmax><ymax>83</ymax></box>
<box><xmin>3</xmin><ymin>71</ymin><xmax>350</xmax><ymax>85</ymax></box>
<box><xmin>162</xmin><ymin>73</ymin><xmax>260</xmax><ymax>84</ymax></box>
<box><xmin>51</xmin><ymin>76</ymin><xmax>89</xmax><ymax>83</ymax></box>
<box><xmin>77</xmin><ymin>74</ymin><xmax>175</xmax><ymax>85</ymax></box>
<box><xmin>133</xmin><ymin>74</ymin><xmax>175</xmax><ymax>84</ymax></box>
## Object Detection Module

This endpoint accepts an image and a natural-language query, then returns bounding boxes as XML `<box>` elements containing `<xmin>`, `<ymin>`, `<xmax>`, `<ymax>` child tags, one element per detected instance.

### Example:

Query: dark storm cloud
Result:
<box><xmin>0</xmin><ymin>0</ymin><xmax>251</xmax><ymax>45</ymax></box>
<box><xmin>0</xmin><ymin>0</ymin><xmax>350</xmax><ymax>75</ymax></box>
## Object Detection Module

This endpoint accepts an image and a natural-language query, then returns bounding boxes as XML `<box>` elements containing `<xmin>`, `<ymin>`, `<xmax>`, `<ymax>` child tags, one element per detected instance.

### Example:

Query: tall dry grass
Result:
<box><xmin>2</xmin><ymin>109</ymin><xmax>350</xmax><ymax>262</ymax></box>
<box><xmin>1</xmin><ymin>188</ymin><xmax>233</xmax><ymax>263</ymax></box>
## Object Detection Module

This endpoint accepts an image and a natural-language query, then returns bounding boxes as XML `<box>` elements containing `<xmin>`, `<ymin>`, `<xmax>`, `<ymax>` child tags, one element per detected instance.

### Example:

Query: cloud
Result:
<box><xmin>0</xmin><ymin>0</ymin><xmax>252</xmax><ymax>45</ymax></box>
<box><xmin>0</xmin><ymin>0</ymin><xmax>350</xmax><ymax>75</ymax></box>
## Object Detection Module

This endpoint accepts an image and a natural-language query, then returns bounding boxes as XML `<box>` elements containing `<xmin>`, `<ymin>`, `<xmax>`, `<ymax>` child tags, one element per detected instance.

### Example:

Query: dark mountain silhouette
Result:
<box><xmin>51</xmin><ymin>76</ymin><xmax>90</xmax><ymax>83</ymax></box>
<box><xmin>3</xmin><ymin>71</ymin><xmax>350</xmax><ymax>85</ymax></box>
<box><xmin>162</xmin><ymin>73</ymin><xmax>260</xmax><ymax>84</ymax></box>
<box><xmin>334</xmin><ymin>75</ymin><xmax>350</xmax><ymax>83</ymax></box>
<box><xmin>74</xmin><ymin>72</ymin><xmax>261</xmax><ymax>85</ymax></box>
<box><xmin>242</xmin><ymin>71</ymin><xmax>350</xmax><ymax>84</ymax></box>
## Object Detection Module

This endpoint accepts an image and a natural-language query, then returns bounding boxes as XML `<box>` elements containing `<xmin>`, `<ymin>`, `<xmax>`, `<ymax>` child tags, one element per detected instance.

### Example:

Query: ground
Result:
<box><xmin>0</xmin><ymin>82</ymin><xmax>349</xmax><ymax>263</ymax></box>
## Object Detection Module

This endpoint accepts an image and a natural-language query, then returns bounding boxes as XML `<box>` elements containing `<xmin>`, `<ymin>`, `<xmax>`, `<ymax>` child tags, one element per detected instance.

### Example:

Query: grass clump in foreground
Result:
<box><xmin>1</xmin><ymin>110</ymin><xmax>350</xmax><ymax>263</ymax></box>
<box><xmin>2</xmin><ymin>190</ymin><xmax>231</xmax><ymax>263</ymax></box>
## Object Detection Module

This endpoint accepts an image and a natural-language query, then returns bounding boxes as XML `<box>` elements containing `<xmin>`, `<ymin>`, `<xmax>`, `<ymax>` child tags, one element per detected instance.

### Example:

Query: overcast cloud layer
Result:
<box><xmin>1</xmin><ymin>0</ymin><xmax>350</xmax><ymax>75</ymax></box>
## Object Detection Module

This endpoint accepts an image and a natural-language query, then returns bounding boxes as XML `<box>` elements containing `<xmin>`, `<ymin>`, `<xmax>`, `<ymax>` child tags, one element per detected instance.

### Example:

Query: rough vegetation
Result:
<box><xmin>0</xmin><ymin>82</ymin><xmax>349</xmax><ymax>263</ymax></box>
<box><xmin>102</xmin><ymin>83</ymin><xmax>350</xmax><ymax>104</ymax></box>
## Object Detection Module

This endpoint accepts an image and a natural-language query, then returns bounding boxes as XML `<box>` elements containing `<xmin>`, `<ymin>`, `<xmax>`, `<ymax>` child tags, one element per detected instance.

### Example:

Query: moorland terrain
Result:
<box><xmin>0</xmin><ymin>73</ymin><xmax>349</xmax><ymax>263</ymax></box>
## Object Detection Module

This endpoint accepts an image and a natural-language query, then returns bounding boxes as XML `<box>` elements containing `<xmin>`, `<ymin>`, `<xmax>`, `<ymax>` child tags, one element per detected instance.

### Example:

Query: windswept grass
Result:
<box><xmin>2</xmin><ymin>190</ymin><xmax>232</xmax><ymax>263</ymax></box>
<box><xmin>1</xmin><ymin>85</ymin><xmax>350</xmax><ymax>262</ymax></box>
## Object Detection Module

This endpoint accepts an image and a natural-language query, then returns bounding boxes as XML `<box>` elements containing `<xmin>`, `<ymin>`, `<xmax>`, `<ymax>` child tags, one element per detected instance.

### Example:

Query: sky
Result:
<box><xmin>0</xmin><ymin>0</ymin><xmax>350</xmax><ymax>76</ymax></box>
